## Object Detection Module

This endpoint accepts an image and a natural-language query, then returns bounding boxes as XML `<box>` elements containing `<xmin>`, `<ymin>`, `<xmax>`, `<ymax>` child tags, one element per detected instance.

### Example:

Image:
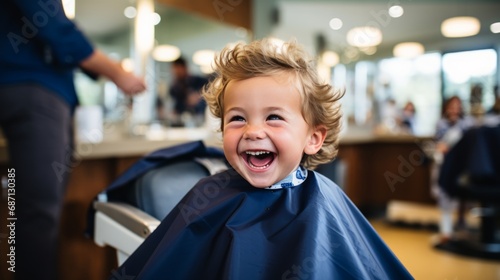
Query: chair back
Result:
<box><xmin>439</xmin><ymin>124</ymin><xmax>500</xmax><ymax>199</ymax></box>
<box><xmin>133</xmin><ymin>158</ymin><xmax>227</xmax><ymax>220</ymax></box>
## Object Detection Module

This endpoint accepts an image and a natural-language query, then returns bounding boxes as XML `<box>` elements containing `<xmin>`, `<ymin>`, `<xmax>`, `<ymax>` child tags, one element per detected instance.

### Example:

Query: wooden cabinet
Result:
<box><xmin>337</xmin><ymin>140</ymin><xmax>435</xmax><ymax>215</ymax></box>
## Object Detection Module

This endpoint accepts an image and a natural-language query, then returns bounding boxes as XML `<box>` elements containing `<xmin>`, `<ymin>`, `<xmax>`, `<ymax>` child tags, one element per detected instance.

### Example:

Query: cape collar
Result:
<box><xmin>267</xmin><ymin>166</ymin><xmax>308</xmax><ymax>190</ymax></box>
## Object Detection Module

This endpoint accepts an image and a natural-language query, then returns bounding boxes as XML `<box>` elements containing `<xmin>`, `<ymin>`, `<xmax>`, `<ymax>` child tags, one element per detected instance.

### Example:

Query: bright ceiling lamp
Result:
<box><xmin>388</xmin><ymin>5</ymin><xmax>404</xmax><ymax>18</ymax></box>
<box><xmin>359</xmin><ymin>46</ymin><xmax>377</xmax><ymax>55</ymax></box>
<box><xmin>346</xmin><ymin>26</ymin><xmax>382</xmax><ymax>47</ymax></box>
<box><xmin>393</xmin><ymin>42</ymin><xmax>424</xmax><ymax>58</ymax></box>
<box><xmin>441</xmin><ymin>16</ymin><xmax>480</xmax><ymax>38</ymax></box>
<box><xmin>321</xmin><ymin>51</ymin><xmax>339</xmax><ymax>67</ymax></box>
<box><xmin>193</xmin><ymin>50</ymin><xmax>216</xmax><ymax>66</ymax></box>
<box><xmin>151</xmin><ymin>13</ymin><xmax>161</xmax><ymax>25</ymax></box>
<box><xmin>491</xmin><ymin>22</ymin><xmax>500</xmax><ymax>34</ymax></box>
<box><xmin>329</xmin><ymin>18</ymin><xmax>343</xmax><ymax>30</ymax></box>
<box><xmin>62</xmin><ymin>0</ymin><xmax>75</xmax><ymax>19</ymax></box>
<box><xmin>152</xmin><ymin>45</ymin><xmax>181</xmax><ymax>62</ymax></box>
<box><xmin>124</xmin><ymin>6</ymin><xmax>137</xmax><ymax>18</ymax></box>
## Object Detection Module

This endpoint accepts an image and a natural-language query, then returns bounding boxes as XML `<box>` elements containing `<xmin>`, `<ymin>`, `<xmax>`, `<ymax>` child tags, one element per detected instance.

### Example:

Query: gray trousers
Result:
<box><xmin>0</xmin><ymin>84</ymin><xmax>73</xmax><ymax>280</ymax></box>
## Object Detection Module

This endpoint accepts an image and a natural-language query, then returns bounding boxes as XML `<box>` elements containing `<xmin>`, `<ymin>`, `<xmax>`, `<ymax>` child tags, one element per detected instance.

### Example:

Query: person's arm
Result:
<box><xmin>12</xmin><ymin>0</ymin><xmax>94</xmax><ymax>67</ymax></box>
<box><xmin>80</xmin><ymin>50</ymin><xmax>146</xmax><ymax>95</ymax></box>
<box><xmin>11</xmin><ymin>1</ymin><xmax>145</xmax><ymax>96</ymax></box>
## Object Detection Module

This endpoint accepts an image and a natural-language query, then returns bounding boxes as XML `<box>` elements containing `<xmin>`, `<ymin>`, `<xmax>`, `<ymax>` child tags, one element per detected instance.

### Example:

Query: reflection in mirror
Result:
<box><xmin>376</xmin><ymin>53</ymin><xmax>442</xmax><ymax>136</ymax></box>
<box><xmin>74</xmin><ymin>4</ymin><xmax>250</xmax><ymax>132</ymax></box>
<box><xmin>153</xmin><ymin>6</ymin><xmax>250</xmax><ymax>128</ymax></box>
<box><xmin>442</xmin><ymin>49</ymin><xmax>497</xmax><ymax>116</ymax></box>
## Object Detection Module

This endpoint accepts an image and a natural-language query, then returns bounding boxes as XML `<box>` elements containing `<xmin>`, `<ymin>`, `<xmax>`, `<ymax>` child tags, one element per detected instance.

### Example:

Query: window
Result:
<box><xmin>442</xmin><ymin>48</ymin><xmax>497</xmax><ymax>114</ymax></box>
<box><xmin>377</xmin><ymin>53</ymin><xmax>442</xmax><ymax>136</ymax></box>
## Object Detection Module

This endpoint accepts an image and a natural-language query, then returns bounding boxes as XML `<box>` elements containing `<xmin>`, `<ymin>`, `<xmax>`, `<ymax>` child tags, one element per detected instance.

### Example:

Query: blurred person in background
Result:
<box><xmin>398</xmin><ymin>101</ymin><xmax>416</xmax><ymax>135</ymax></box>
<box><xmin>169</xmin><ymin>56</ymin><xmax>208</xmax><ymax>127</ymax></box>
<box><xmin>431</xmin><ymin>96</ymin><xmax>474</xmax><ymax>244</ymax></box>
<box><xmin>0</xmin><ymin>0</ymin><xmax>146</xmax><ymax>279</ymax></box>
<box><xmin>469</xmin><ymin>83</ymin><xmax>484</xmax><ymax>117</ymax></box>
<box><xmin>484</xmin><ymin>85</ymin><xmax>500</xmax><ymax>125</ymax></box>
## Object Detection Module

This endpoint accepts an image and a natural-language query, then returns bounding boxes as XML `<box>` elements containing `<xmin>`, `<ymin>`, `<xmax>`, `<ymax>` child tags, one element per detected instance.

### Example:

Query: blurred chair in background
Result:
<box><xmin>431</xmin><ymin>96</ymin><xmax>474</xmax><ymax>242</ymax></box>
<box><xmin>437</xmin><ymin>123</ymin><xmax>500</xmax><ymax>260</ymax></box>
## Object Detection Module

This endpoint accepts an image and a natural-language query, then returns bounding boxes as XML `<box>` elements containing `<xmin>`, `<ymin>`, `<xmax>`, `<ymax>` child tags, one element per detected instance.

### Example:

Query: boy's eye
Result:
<box><xmin>267</xmin><ymin>114</ymin><xmax>283</xmax><ymax>121</ymax></box>
<box><xmin>229</xmin><ymin>115</ymin><xmax>245</xmax><ymax>122</ymax></box>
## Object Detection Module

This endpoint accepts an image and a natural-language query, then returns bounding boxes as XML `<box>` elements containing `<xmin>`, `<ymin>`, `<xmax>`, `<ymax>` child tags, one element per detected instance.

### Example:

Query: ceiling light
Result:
<box><xmin>62</xmin><ymin>0</ymin><xmax>75</xmax><ymax>19</ymax></box>
<box><xmin>393</xmin><ymin>42</ymin><xmax>424</xmax><ymax>58</ymax></box>
<box><xmin>346</xmin><ymin>26</ymin><xmax>382</xmax><ymax>47</ymax></box>
<box><xmin>151</xmin><ymin>13</ymin><xmax>161</xmax><ymax>25</ymax></box>
<box><xmin>152</xmin><ymin>45</ymin><xmax>181</xmax><ymax>62</ymax></box>
<box><xmin>321</xmin><ymin>51</ymin><xmax>339</xmax><ymax>67</ymax></box>
<box><xmin>491</xmin><ymin>22</ymin><xmax>500</xmax><ymax>34</ymax></box>
<box><xmin>329</xmin><ymin>18</ymin><xmax>343</xmax><ymax>30</ymax></box>
<box><xmin>441</xmin><ymin>16</ymin><xmax>480</xmax><ymax>38</ymax></box>
<box><xmin>344</xmin><ymin>47</ymin><xmax>360</xmax><ymax>60</ymax></box>
<box><xmin>124</xmin><ymin>6</ymin><xmax>137</xmax><ymax>19</ymax></box>
<box><xmin>359</xmin><ymin>46</ymin><xmax>377</xmax><ymax>55</ymax></box>
<box><xmin>193</xmin><ymin>50</ymin><xmax>216</xmax><ymax>66</ymax></box>
<box><xmin>388</xmin><ymin>5</ymin><xmax>404</xmax><ymax>18</ymax></box>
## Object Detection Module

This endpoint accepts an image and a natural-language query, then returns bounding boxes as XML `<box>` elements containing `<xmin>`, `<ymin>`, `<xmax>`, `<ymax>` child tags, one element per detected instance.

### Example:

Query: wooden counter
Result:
<box><xmin>336</xmin><ymin>135</ymin><xmax>435</xmax><ymax>212</ymax></box>
<box><xmin>0</xmin><ymin>127</ymin><xmax>435</xmax><ymax>280</ymax></box>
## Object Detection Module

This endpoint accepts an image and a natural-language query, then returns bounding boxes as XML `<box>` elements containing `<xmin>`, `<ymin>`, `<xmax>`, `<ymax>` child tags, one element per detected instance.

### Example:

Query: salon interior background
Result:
<box><xmin>70</xmin><ymin>0</ymin><xmax>500</xmax><ymax>136</ymax></box>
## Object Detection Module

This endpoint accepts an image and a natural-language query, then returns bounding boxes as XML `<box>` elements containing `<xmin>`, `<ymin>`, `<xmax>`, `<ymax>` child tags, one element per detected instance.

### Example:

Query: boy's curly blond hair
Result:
<box><xmin>203</xmin><ymin>38</ymin><xmax>343</xmax><ymax>169</ymax></box>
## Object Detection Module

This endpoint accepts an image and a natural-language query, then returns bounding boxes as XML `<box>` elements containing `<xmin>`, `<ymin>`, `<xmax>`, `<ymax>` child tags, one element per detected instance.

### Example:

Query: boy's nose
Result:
<box><xmin>243</xmin><ymin>124</ymin><xmax>266</xmax><ymax>140</ymax></box>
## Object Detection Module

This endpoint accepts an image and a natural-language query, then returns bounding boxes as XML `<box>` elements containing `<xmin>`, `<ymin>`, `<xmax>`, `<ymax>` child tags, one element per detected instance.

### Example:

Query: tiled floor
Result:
<box><xmin>371</xmin><ymin>209</ymin><xmax>500</xmax><ymax>280</ymax></box>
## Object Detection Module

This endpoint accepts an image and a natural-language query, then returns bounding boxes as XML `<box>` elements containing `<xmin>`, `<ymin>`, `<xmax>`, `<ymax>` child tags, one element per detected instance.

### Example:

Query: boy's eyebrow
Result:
<box><xmin>260</xmin><ymin>106</ymin><xmax>292</xmax><ymax>114</ymax></box>
<box><xmin>224</xmin><ymin>106</ymin><xmax>245</xmax><ymax>113</ymax></box>
<box><xmin>226</xmin><ymin>106</ymin><xmax>287</xmax><ymax>111</ymax></box>
<box><xmin>225</xmin><ymin>106</ymin><xmax>290</xmax><ymax>115</ymax></box>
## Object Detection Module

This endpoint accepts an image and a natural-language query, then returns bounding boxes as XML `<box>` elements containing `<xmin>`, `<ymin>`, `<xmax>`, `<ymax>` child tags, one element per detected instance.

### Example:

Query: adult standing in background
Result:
<box><xmin>431</xmin><ymin>96</ymin><xmax>473</xmax><ymax>244</ymax></box>
<box><xmin>398</xmin><ymin>101</ymin><xmax>417</xmax><ymax>134</ymax></box>
<box><xmin>0</xmin><ymin>0</ymin><xmax>146</xmax><ymax>279</ymax></box>
<box><xmin>169</xmin><ymin>56</ymin><xmax>208</xmax><ymax>126</ymax></box>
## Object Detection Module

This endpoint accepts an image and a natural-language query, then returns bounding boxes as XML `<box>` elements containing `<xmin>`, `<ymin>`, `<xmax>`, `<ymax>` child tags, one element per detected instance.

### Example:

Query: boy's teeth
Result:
<box><xmin>246</xmin><ymin>151</ymin><xmax>269</xmax><ymax>156</ymax></box>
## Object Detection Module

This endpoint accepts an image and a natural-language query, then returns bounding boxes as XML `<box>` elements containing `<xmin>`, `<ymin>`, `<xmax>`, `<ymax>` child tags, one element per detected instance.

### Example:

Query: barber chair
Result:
<box><xmin>90</xmin><ymin>141</ymin><xmax>228</xmax><ymax>265</ymax></box>
<box><xmin>437</xmin><ymin>124</ymin><xmax>500</xmax><ymax>260</ymax></box>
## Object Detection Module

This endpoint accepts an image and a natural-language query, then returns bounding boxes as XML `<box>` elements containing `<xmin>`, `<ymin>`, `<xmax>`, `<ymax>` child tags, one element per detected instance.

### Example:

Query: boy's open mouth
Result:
<box><xmin>243</xmin><ymin>150</ymin><xmax>275</xmax><ymax>169</ymax></box>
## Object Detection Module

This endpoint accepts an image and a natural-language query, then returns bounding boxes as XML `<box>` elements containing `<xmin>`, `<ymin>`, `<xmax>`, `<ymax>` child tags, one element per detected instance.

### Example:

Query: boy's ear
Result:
<box><xmin>304</xmin><ymin>125</ymin><xmax>327</xmax><ymax>155</ymax></box>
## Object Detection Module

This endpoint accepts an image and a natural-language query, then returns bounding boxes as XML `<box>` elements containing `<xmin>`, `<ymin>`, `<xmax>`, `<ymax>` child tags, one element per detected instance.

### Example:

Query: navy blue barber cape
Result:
<box><xmin>114</xmin><ymin>164</ymin><xmax>413</xmax><ymax>279</ymax></box>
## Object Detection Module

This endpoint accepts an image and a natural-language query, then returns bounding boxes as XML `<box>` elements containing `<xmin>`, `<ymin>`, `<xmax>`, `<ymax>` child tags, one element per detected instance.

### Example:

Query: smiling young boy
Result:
<box><xmin>115</xmin><ymin>38</ymin><xmax>413</xmax><ymax>279</ymax></box>
<box><xmin>222</xmin><ymin>75</ymin><xmax>326</xmax><ymax>188</ymax></box>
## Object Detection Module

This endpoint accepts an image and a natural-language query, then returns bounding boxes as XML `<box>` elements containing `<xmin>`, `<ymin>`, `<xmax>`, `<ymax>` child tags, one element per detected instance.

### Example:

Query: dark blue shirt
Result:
<box><xmin>169</xmin><ymin>75</ymin><xmax>208</xmax><ymax>115</ymax></box>
<box><xmin>1</xmin><ymin>0</ymin><xmax>94</xmax><ymax>110</ymax></box>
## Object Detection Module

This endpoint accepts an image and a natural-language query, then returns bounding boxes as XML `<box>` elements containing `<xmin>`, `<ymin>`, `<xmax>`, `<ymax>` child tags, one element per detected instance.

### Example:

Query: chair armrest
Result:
<box><xmin>94</xmin><ymin>201</ymin><xmax>160</xmax><ymax>238</ymax></box>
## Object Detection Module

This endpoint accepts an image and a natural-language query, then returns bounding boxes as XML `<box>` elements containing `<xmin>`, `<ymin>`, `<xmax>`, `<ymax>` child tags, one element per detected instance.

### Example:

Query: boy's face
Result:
<box><xmin>222</xmin><ymin>75</ymin><xmax>325</xmax><ymax>188</ymax></box>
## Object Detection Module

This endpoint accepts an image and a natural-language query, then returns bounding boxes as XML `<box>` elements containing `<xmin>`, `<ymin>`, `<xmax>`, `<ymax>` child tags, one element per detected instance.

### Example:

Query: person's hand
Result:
<box><xmin>113</xmin><ymin>70</ymin><xmax>146</xmax><ymax>96</ymax></box>
<box><xmin>435</xmin><ymin>142</ymin><xmax>449</xmax><ymax>154</ymax></box>
<box><xmin>79</xmin><ymin>50</ymin><xmax>146</xmax><ymax>96</ymax></box>
<box><xmin>187</xmin><ymin>90</ymin><xmax>202</xmax><ymax>107</ymax></box>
